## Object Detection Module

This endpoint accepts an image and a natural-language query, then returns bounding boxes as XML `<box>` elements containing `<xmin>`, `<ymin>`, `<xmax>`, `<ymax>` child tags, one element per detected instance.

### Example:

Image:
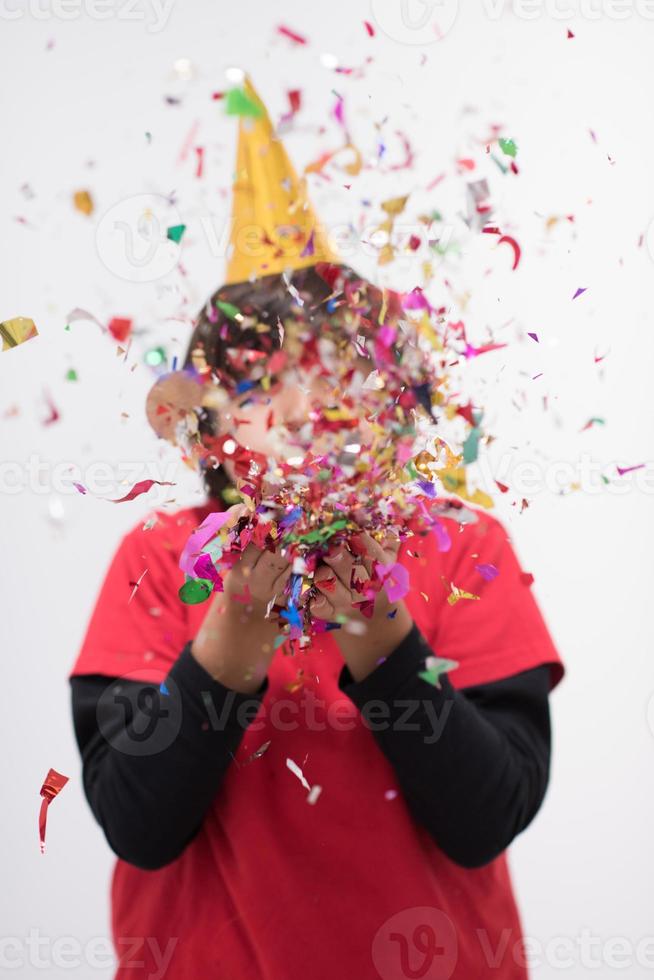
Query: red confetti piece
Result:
<box><xmin>195</xmin><ymin>146</ymin><xmax>205</xmax><ymax>179</ymax></box>
<box><xmin>520</xmin><ymin>572</ymin><xmax>534</xmax><ymax>587</ymax></box>
<box><xmin>288</xmin><ymin>89</ymin><xmax>301</xmax><ymax>114</ymax></box>
<box><xmin>108</xmin><ymin>479</ymin><xmax>175</xmax><ymax>503</ymax></box>
<box><xmin>426</xmin><ymin>173</ymin><xmax>446</xmax><ymax>191</ymax></box>
<box><xmin>364</xmin><ymin>20</ymin><xmax>375</xmax><ymax>36</ymax></box>
<box><xmin>496</xmin><ymin>480</ymin><xmax>510</xmax><ymax>493</ymax></box>
<box><xmin>42</xmin><ymin>391</ymin><xmax>60</xmax><ymax>426</ymax></box>
<box><xmin>277</xmin><ymin>24</ymin><xmax>307</xmax><ymax>44</ymax></box>
<box><xmin>108</xmin><ymin>317</ymin><xmax>132</xmax><ymax>343</ymax></box>
<box><xmin>39</xmin><ymin>769</ymin><xmax>69</xmax><ymax>853</ymax></box>
<box><xmin>498</xmin><ymin>234</ymin><xmax>521</xmax><ymax>270</ymax></box>
<box><xmin>567</xmin><ymin>28</ymin><xmax>575</xmax><ymax>38</ymax></box>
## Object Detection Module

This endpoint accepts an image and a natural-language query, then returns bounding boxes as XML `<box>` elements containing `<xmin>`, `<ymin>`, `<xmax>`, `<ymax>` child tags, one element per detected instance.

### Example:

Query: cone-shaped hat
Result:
<box><xmin>224</xmin><ymin>76</ymin><xmax>340</xmax><ymax>284</ymax></box>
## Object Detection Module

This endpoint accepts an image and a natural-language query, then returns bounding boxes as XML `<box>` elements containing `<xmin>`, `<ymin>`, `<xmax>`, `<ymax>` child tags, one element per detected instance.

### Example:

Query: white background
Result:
<box><xmin>1</xmin><ymin>0</ymin><xmax>654</xmax><ymax>976</ymax></box>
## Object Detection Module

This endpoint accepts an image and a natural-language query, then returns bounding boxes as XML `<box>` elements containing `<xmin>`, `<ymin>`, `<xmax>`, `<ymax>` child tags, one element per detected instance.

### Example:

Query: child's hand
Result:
<box><xmin>308</xmin><ymin>531</ymin><xmax>401</xmax><ymax>623</ymax></box>
<box><xmin>216</xmin><ymin>503</ymin><xmax>292</xmax><ymax>612</ymax></box>
<box><xmin>224</xmin><ymin>542</ymin><xmax>292</xmax><ymax>610</ymax></box>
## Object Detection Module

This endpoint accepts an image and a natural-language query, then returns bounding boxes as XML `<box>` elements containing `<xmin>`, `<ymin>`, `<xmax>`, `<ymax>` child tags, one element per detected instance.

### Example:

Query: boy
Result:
<box><xmin>70</xmin><ymin>78</ymin><xmax>563</xmax><ymax>980</ymax></box>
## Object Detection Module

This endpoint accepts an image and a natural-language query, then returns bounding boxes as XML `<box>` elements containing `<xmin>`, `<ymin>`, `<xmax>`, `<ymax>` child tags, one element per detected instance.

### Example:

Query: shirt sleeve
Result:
<box><xmin>339</xmin><ymin>623</ymin><xmax>553</xmax><ymax>868</ymax></box>
<box><xmin>426</xmin><ymin>511</ymin><xmax>564</xmax><ymax>691</ymax></box>
<box><xmin>70</xmin><ymin>517</ymin><xmax>191</xmax><ymax>682</ymax></box>
<box><xmin>70</xmin><ymin>644</ymin><xmax>268</xmax><ymax>870</ymax></box>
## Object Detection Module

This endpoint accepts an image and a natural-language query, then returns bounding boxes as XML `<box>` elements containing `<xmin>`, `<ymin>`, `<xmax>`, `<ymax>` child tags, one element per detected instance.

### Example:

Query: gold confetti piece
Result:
<box><xmin>441</xmin><ymin>575</ymin><xmax>480</xmax><ymax>606</ymax></box>
<box><xmin>73</xmin><ymin>189</ymin><xmax>94</xmax><ymax>216</ymax></box>
<box><xmin>0</xmin><ymin>317</ymin><xmax>38</xmax><ymax>351</ymax></box>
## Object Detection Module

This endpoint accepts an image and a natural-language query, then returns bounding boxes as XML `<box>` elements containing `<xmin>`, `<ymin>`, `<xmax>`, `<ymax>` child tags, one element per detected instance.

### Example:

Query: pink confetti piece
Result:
<box><xmin>527</xmin><ymin>332</ymin><xmax>539</xmax><ymax>342</ymax></box>
<box><xmin>475</xmin><ymin>563</ymin><xmax>499</xmax><ymax>581</ymax></box>
<box><xmin>73</xmin><ymin>482</ymin><xmax>87</xmax><ymax>495</ymax></box>
<box><xmin>375</xmin><ymin>561</ymin><xmax>410</xmax><ymax>603</ymax></box>
<box><xmin>616</xmin><ymin>463</ymin><xmax>645</xmax><ymax>476</ymax></box>
<box><xmin>179</xmin><ymin>510</ymin><xmax>233</xmax><ymax>575</ymax></box>
<box><xmin>277</xmin><ymin>24</ymin><xmax>307</xmax><ymax>44</ymax></box>
<box><xmin>108</xmin><ymin>479</ymin><xmax>175</xmax><ymax>504</ymax></box>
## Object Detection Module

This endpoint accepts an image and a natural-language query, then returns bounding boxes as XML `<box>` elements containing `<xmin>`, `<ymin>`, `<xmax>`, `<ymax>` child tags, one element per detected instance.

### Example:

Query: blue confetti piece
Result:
<box><xmin>289</xmin><ymin>573</ymin><xmax>303</xmax><ymax>604</ymax></box>
<box><xmin>280</xmin><ymin>602</ymin><xmax>302</xmax><ymax>630</ymax></box>
<box><xmin>235</xmin><ymin>379</ymin><xmax>256</xmax><ymax>395</ymax></box>
<box><xmin>160</xmin><ymin>682</ymin><xmax>170</xmax><ymax>696</ymax></box>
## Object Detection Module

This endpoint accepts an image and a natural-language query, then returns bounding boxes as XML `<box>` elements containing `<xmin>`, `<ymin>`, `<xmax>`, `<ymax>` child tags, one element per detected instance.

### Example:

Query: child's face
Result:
<box><xmin>217</xmin><ymin>356</ymin><xmax>373</xmax><ymax>480</ymax></box>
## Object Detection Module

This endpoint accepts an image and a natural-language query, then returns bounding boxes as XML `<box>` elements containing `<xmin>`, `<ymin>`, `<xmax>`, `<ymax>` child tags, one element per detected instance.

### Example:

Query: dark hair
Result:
<box><xmin>185</xmin><ymin>263</ymin><xmax>394</xmax><ymax>500</ymax></box>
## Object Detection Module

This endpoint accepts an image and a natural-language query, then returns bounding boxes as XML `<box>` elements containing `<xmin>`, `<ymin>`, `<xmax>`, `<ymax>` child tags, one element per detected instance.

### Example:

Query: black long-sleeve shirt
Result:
<box><xmin>71</xmin><ymin>624</ymin><xmax>552</xmax><ymax>872</ymax></box>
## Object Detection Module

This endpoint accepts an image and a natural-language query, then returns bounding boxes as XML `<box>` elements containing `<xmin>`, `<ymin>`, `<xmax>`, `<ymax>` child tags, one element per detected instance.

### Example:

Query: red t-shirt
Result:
<box><xmin>71</xmin><ymin>502</ymin><xmax>564</xmax><ymax>980</ymax></box>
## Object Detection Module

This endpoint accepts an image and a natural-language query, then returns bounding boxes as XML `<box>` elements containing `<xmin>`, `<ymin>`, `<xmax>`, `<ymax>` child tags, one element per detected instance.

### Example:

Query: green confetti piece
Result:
<box><xmin>65</xmin><ymin>368</ymin><xmax>78</xmax><ymax>381</ymax></box>
<box><xmin>225</xmin><ymin>86</ymin><xmax>263</xmax><ymax>118</ymax></box>
<box><xmin>64</xmin><ymin>324</ymin><xmax>71</xmax><ymax>332</ymax></box>
<box><xmin>498</xmin><ymin>137</ymin><xmax>518</xmax><ymax>158</ymax></box>
<box><xmin>178</xmin><ymin>578</ymin><xmax>213</xmax><ymax>605</ymax></box>
<box><xmin>216</xmin><ymin>300</ymin><xmax>241</xmax><ymax>320</ymax></box>
<box><xmin>145</xmin><ymin>345</ymin><xmax>167</xmax><ymax>367</ymax></box>
<box><xmin>490</xmin><ymin>153</ymin><xmax>508</xmax><ymax>175</ymax></box>
<box><xmin>463</xmin><ymin>426</ymin><xmax>481</xmax><ymax>464</ymax></box>
<box><xmin>419</xmin><ymin>657</ymin><xmax>459</xmax><ymax>689</ymax></box>
<box><xmin>167</xmin><ymin>224</ymin><xmax>186</xmax><ymax>244</ymax></box>
<box><xmin>286</xmin><ymin>518</ymin><xmax>349</xmax><ymax>545</ymax></box>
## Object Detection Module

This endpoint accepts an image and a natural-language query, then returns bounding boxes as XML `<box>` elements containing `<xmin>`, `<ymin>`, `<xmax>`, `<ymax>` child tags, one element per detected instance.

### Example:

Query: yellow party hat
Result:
<box><xmin>224</xmin><ymin>75</ymin><xmax>340</xmax><ymax>284</ymax></box>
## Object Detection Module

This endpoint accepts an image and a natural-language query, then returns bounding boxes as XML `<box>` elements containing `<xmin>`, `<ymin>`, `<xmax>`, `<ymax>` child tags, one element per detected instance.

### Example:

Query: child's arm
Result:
<box><xmin>70</xmin><ymin>541</ymin><xmax>291</xmax><ymax>870</ymax></box>
<box><xmin>312</xmin><ymin>531</ymin><xmax>554</xmax><ymax>868</ymax></box>
<box><xmin>338</xmin><ymin>623</ymin><xmax>552</xmax><ymax>869</ymax></box>
<box><xmin>71</xmin><ymin>642</ymin><xmax>266</xmax><ymax>870</ymax></box>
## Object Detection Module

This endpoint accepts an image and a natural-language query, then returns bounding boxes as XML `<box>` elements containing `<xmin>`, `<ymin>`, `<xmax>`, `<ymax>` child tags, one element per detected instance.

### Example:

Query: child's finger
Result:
<box><xmin>323</xmin><ymin>546</ymin><xmax>356</xmax><ymax>590</ymax></box>
<box><xmin>310</xmin><ymin>591</ymin><xmax>335</xmax><ymax>619</ymax></box>
<box><xmin>271</xmin><ymin>563</ymin><xmax>293</xmax><ymax>596</ymax></box>
<box><xmin>239</xmin><ymin>542</ymin><xmax>264</xmax><ymax>572</ymax></box>
<box><xmin>315</xmin><ymin>564</ymin><xmax>352</xmax><ymax>609</ymax></box>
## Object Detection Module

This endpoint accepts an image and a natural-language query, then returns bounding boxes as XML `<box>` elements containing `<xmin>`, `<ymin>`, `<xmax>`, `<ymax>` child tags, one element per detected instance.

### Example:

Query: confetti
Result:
<box><xmin>497</xmin><ymin>235</ymin><xmax>521</xmax><ymax>270</ymax></box>
<box><xmin>498</xmin><ymin>138</ymin><xmax>517</xmax><ymax>158</ymax></box>
<box><xmin>277</xmin><ymin>24</ymin><xmax>307</xmax><ymax>44</ymax></box>
<box><xmin>38</xmin><ymin>769</ymin><xmax>69</xmax><ymax>853</ymax></box>
<box><xmin>572</xmin><ymin>287</ymin><xmax>587</xmax><ymax>300</ymax></box>
<box><xmin>167</xmin><ymin>224</ymin><xmax>186</xmax><ymax>243</ymax></box>
<box><xmin>108</xmin><ymin>317</ymin><xmax>132</xmax><ymax>343</ymax></box>
<box><xmin>0</xmin><ymin>317</ymin><xmax>38</xmax><ymax>351</ymax></box>
<box><xmin>108</xmin><ymin>479</ymin><xmax>175</xmax><ymax>503</ymax></box>
<box><xmin>475</xmin><ymin>563</ymin><xmax>499</xmax><ymax>581</ymax></box>
<box><xmin>419</xmin><ymin>655</ymin><xmax>459</xmax><ymax>689</ymax></box>
<box><xmin>73</xmin><ymin>190</ymin><xmax>94</xmax><ymax>216</ymax></box>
